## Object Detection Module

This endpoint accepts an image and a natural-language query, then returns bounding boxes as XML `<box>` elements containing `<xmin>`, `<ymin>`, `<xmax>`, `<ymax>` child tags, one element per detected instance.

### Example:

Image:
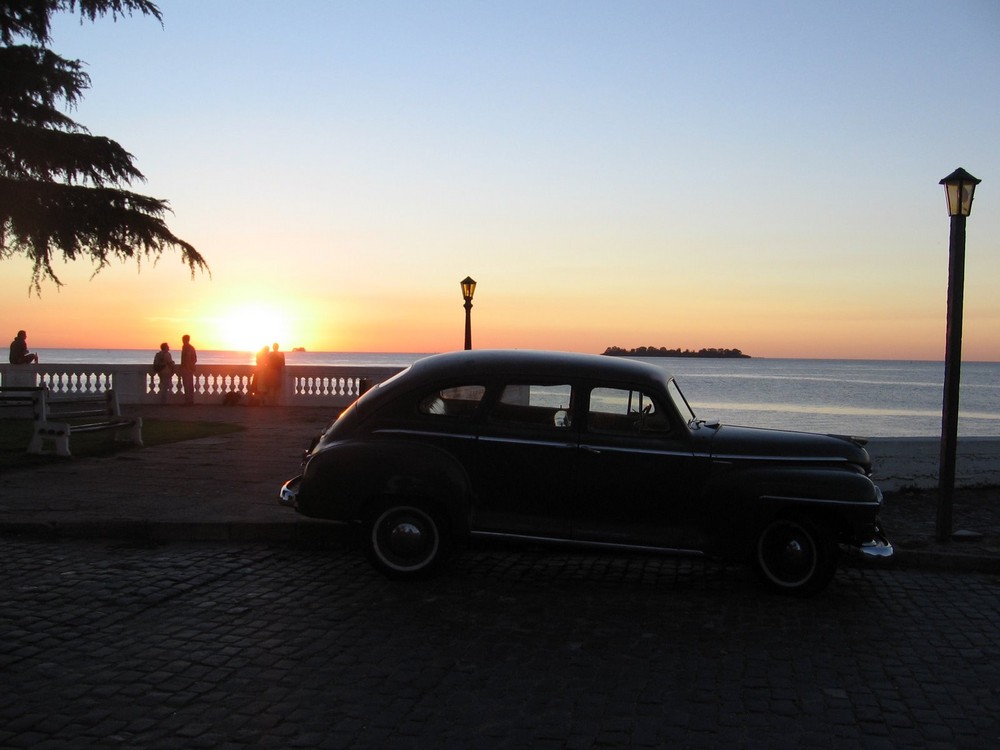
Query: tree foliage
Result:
<box><xmin>0</xmin><ymin>0</ymin><xmax>206</xmax><ymax>291</ymax></box>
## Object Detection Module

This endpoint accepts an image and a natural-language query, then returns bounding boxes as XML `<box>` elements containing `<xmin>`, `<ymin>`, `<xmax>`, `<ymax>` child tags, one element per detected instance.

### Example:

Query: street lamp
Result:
<box><xmin>936</xmin><ymin>168</ymin><xmax>981</xmax><ymax>542</ymax></box>
<box><xmin>460</xmin><ymin>276</ymin><xmax>476</xmax><ymax>350</ymax></box>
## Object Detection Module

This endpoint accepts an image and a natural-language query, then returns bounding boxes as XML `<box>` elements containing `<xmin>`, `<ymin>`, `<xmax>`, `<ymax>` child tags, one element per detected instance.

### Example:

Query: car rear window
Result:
<box><xmin>417</xmin><ymin>385</ymin><xmax>486</xmax><ymax>419</ymax></box>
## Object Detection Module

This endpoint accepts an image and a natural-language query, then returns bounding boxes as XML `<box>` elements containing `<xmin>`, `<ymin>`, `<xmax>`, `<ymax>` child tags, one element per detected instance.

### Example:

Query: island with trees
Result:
<box><xmin>603</xmin><ymin>346</ymin><xmax>751</xmax><ymax>359</ymax></box>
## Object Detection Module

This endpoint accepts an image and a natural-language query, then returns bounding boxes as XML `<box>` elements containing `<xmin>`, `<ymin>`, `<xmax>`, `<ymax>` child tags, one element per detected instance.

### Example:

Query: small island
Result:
<box><xmin>603</xmin><ymin>346</ymin><xmax>751</xmax><ymax>359</ymax></box>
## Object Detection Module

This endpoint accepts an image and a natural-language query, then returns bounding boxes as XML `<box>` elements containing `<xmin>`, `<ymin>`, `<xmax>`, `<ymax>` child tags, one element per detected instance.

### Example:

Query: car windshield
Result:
<box><xmin>667</xmin><ymin>378</ymin><xmax>697</xmax><ymax>425</ymax></box>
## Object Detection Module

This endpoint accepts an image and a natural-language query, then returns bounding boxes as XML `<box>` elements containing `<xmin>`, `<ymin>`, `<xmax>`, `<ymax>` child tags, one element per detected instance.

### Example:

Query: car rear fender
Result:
<box><xmin>302</xmin><ymin>439</ymin><xmax>473</xmax><ymax>533</ymax></box>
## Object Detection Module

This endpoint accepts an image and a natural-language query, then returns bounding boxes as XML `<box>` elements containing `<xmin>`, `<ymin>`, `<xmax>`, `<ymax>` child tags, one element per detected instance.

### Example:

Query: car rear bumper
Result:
<box><xmin>278</xmin><ymin>474</ymin><xmax>301</xmax><ymax>508</ymax></box>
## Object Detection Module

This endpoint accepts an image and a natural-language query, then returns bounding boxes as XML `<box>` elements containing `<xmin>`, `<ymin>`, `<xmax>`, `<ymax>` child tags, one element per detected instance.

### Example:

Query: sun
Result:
<box><xmin>212</xmin><ymin>304</ymin><xmax>296</xmax><ymax>352</ymax></box>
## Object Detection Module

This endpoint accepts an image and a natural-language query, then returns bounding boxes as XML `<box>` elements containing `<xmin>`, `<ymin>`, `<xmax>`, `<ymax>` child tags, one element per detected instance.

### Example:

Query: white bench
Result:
<box><xmin>28</xmin><ymin>389</ymin><xmax>143</xmax><ymax>457</ymax></box>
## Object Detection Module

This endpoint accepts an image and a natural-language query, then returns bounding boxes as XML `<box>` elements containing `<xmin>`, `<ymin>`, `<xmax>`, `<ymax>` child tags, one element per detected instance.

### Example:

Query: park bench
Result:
<box><xmin>0</xmin><ymin>385</ymin><xmax>46</xmax><ymax>413</ymax></box>
<box><xmin>26</xmin><ymin>388</ymin><xmax>143</xmax><ymax>457</ymax></box>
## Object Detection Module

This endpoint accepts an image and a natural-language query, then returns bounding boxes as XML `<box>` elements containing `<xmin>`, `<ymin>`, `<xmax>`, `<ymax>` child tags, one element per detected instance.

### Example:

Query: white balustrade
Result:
<box><xmin>0</xmin><ymin>363</ymin><xmax>403</xmax><ymax>407</ymax></box>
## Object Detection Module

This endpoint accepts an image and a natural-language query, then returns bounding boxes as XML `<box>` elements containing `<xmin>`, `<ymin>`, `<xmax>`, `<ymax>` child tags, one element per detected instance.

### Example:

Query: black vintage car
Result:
<box><xmin>279</xmin><ymin>350</ymin><xmax>892</xmax><ymax>595</ymax></box>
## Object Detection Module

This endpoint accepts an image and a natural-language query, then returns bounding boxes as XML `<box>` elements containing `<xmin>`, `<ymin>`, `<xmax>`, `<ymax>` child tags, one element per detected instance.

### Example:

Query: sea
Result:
<box><xmin>30</xmin><ymin>349</ymin><xmax>1000</xmax><ymax>438</ymax></box>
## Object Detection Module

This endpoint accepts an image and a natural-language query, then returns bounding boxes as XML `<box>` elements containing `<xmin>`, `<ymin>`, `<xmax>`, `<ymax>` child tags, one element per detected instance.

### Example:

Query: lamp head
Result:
<box><xmin>940</xmin><ymin>168</ymin><xmax>981</xmax><ymax>217</ymax></box>
<box><xmin>460</xmin><ymin>276</ymin><xmax>477</xmax><ymax>301</ymax></box>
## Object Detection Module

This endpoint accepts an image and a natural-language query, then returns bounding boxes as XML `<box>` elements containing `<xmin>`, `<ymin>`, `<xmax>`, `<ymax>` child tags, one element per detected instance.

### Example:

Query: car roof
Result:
<box><xmin>403</xmin><ymin>349</ymin><xmax>673</xmax><ymax>387</ymax></box>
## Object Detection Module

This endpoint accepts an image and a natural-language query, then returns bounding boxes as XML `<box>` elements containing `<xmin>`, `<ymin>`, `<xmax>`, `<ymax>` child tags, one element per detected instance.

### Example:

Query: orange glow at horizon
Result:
<box><xmin>207</xmin><ymin>304</ymin><xmax>297</xmax><ymax>353</ymax></box>
<box><xmin>2</xmin><ymin>251</ymin><xmax>998</xmax><ymax>361</ymax></box>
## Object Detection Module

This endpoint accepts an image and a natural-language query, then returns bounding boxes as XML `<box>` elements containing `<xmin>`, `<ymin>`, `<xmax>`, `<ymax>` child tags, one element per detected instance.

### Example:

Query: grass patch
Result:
<box><xmin>141</xmin><ymin>419</ymin><xmax>245</xmax><ymax>447</ymax></box>
<box><xmin>0</xmin><ymin>418</ymin><xmax>244</xmax><ymax>470</ymax></box>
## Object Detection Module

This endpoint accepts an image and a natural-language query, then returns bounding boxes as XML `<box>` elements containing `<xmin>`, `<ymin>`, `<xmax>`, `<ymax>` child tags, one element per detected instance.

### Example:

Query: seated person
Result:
<box><xmin>9</xmin><ymin>330</ymin><xmax>38</xmax><ymax>364</ymax></box>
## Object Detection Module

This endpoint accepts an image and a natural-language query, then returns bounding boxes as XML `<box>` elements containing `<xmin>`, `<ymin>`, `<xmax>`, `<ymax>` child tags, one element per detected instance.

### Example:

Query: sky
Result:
<box><xmin>2</xmin><ymin>0</ymin><xmax>998</xmax><ymax>360</ymax></box>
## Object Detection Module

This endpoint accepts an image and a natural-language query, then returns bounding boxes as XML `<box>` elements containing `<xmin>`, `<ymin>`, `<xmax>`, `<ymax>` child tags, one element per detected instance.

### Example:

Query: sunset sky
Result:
<box><xmin>2</xmin><ymin>1</ymin><xmax>998</xmax><ymax>360</ymax></box>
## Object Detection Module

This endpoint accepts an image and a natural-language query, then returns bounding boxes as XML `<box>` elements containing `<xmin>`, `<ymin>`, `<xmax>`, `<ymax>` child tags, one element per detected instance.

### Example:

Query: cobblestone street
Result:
<box><xmin>2</xmin><ymin>537</ymin><xmax>998</xmax><ymax>749</ymax></box>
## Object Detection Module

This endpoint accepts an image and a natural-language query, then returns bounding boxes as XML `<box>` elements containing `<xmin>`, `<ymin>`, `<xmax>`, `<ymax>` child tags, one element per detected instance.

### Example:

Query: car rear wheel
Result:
<box><xmin>364</xmin><ymin>503</ymin><xmax>449</xmax><ymax>579</ymax></box>
<box><xmin>755</xmin><ymin>517</ymin><xmax>837</xmax><ymax>596</ymax></box>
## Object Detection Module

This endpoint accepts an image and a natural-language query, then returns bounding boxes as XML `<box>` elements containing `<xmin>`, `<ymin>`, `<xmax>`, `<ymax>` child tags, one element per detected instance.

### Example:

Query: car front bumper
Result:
<box><xmin>857</xmin><ymin>521</ymin><xmax>893</xmax><ymax>558</ymax></box>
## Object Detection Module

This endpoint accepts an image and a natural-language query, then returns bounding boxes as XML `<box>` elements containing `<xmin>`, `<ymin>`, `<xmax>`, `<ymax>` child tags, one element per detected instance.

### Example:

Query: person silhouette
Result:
<box><xmin>152</xmin><ymin>342</ymin><xmax>175</xmax><ymax>403</ymax></box>
<box><xmin>179</xmin><ymin>334</ymin><xmax>197</xmax><ymax>405</ymax></box>
<box><xmin>9</xmin><ymin>330</ymin><xmax>39</xmax><ymax>364</ymax></box>
<box><xmin>266</xmin><ymin>343</ymin><xmax>286</xmax><ymax>405</ymax></box>
<box><xmin>251</xmin><ymin>345</ymin><xmax>269</xmax><ymax>403</ymax></box>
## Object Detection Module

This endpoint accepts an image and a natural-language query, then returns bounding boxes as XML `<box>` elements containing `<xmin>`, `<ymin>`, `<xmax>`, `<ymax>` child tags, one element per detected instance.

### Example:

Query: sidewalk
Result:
<box><xmin>1</xmin><ymin>405</ymin><xmax>997</xmax><ymax>572</ymax></box>
<box><xmin>0</xmin><ymin>405</ymin><xmax>333</xmax><ymax>544</ymax></box>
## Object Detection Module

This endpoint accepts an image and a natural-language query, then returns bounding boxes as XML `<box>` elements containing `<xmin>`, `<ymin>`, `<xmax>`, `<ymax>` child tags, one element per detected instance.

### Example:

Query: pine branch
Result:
<box><xmin>0</xmin><ymin>45</ymin><xmax>90</xmax><ymax>120</ymax></box>
<box><xmin>1</xmin><ymin>1</ymin><xmax>162</xmax><ymax>45</ymax></box>
<box><xmin>0</xmin><ymin>121</ymin><xmax>144</xmax><ymax>184</ymax></box>
<box><xmin>0</xmin><ymin>176</ymin><xmax>207</xmax><ymax>291</ymax></box>
<box><xmin>0</xmin><ymin>1</ymin><xmax>203</xmax><ymax>292</ymax></box>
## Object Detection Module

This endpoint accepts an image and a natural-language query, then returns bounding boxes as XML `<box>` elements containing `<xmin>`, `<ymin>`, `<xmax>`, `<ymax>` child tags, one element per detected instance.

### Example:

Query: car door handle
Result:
<box><xmin>581</xmin><ymin>446</ymin><xmax>602</xmax><ymax>454</ymax></box>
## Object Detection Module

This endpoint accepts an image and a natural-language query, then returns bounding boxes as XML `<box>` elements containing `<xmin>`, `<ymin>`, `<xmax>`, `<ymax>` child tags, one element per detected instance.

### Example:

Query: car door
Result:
<box><xmin>469</xmin><ymin>381</ymin><xmax>580</xmax><ymax>537</ymax></box>
<box><xmin>570</xmin><ymin>385</ymin><xmax>710</xmax><ymax>550</ymax></box>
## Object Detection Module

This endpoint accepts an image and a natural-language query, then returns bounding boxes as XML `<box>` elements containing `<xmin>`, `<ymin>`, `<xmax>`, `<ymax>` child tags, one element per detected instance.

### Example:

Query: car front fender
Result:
<box><xmin>702</xmin><ymin>465</ymin><xmax>882</xmax><ymax>551</ymax></box>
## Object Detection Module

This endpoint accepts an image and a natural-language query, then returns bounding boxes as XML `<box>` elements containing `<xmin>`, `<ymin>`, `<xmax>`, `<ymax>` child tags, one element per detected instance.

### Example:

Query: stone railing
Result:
<box><xmin>0</xmin><ymin>363</ymin><xmax>404</xmax><ymax>407</ymax></box>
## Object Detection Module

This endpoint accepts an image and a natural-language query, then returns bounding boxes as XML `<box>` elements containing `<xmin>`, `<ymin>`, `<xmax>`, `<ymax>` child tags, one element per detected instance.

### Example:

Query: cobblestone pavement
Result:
<box><xmin>2</xmin><ymin>537</ymin><xmax>998</xmax><ymax>749</ymax></box>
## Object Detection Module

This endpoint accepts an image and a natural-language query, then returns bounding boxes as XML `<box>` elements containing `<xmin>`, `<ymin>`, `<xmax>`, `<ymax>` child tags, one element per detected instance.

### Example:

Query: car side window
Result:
<box><xmin>588</xmin><ymin>387</ymin><xmax>670</xmax><ymax>434</ymax></box>
<box><xmin>490</xmin><ymin>383</ymin><xmax>573</xmax><ymax>429</ymax></box>
<box><xmin>417</xmin><ymin>385</ymin><xmax>486</xmax><ymax>419</ymax></box>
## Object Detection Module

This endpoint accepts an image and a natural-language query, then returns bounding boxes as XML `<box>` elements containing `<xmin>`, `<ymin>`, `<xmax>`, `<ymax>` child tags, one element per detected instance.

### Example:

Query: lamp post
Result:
<box><xmin>460</xmin><ymin>276</ymin><xmax>476</xmax><ymax>350</ymax></box>
<box><xmin>936</xmin><ymin>168</ymin><xmax>981</xmax><ymax>542</ymax></box>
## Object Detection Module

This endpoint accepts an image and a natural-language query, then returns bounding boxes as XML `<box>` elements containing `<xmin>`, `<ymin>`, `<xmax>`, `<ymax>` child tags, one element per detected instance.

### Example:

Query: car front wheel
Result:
<box><xmin>364</xmin><ymin>503</ymin><xmax>449</xmax><ymax>579</ymax></box>
<box><xmin>754</xmin><ymin>517</ymin><xmax>837</xmax><ymax>596</ymax></box>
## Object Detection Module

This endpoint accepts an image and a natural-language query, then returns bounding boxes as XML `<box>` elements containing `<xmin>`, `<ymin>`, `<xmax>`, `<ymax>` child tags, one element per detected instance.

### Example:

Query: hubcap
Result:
<box><xmin>387</xmin><ymin>521</ymin><xmax>425</xmax><ymax>557</ymax></box>
<box><xmin>760</xmin><ymin>521</ymin><xmax>816</xmax><ymax>586</ymax></box>
<box><xmin>781</xmin><ymin>539</ymin><xmax>805</xmax><ymax>566</ymax></box>
<box><xmin>373</xmin><ymin>507</ymin><xmax>439</xmax><ymax>572</ymax></box>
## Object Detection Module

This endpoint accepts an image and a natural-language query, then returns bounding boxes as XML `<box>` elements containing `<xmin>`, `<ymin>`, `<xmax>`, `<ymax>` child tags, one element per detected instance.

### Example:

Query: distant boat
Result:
<box><xmin>292</xmin><ymin>347</ymin><xmax>306</xmax><ymax>352</ymax></box>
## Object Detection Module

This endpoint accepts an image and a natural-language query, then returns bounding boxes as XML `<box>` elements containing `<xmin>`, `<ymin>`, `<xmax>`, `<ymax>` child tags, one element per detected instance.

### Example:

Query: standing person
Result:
<box><xmin>250</xmin><ymin>345</ymin><xmax>269</xmax><ymax>404</ymax></box>
<box><xmin>267</xmin><ymin>342</ymin><xmax>286</xmax><ymax>405</ymax></box>
<box><xmin>9</xmin><ymin>330</ymin><xmax>39</xmax><ymax>364</ymax></box>
<box><xmin>152</xmin><ymin>343</ymin><xmax>175</xmax><ymax>403</ymax></box>
<box><xmin>179</xmin><ymin>334</ymin><xmax>197</xmax><ymax>405</ymax></box>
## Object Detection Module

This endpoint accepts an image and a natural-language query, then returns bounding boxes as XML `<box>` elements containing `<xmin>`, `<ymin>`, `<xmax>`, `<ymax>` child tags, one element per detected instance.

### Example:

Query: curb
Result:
<box><xmin>3</xmin><ymin>520</ymin><xmax>998</xmax><ymax>573</ymax></box>
<box><xmin>840</xmin><ymin>545</ymin><xmax>1000</xmax><ymax>573</ymax></box>
<box><xmin>879</xmin><ymin>547</ymin><xmax>1000</xmax><ymax>573</ymax></box>
<box><xmin>0</xmin><ymin>519</ymin><xmax>349</xmax><ymax>547</ymax></box>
